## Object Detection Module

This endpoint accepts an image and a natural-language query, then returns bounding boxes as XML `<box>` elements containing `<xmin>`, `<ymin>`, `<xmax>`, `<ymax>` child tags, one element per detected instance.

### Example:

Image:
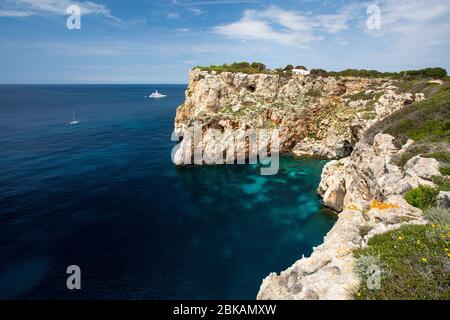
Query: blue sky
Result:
<box><xmin>0</xmin><ymin>0</ymin><xmax>449</xmax><ymax>84</ymax></box>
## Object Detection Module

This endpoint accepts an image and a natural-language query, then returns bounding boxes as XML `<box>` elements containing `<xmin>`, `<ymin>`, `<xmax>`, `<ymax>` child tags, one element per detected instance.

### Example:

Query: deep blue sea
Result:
<box><xmin>0</xmin><ymin>85</ymin><xmax>336</xmax><ymax>299</ymax></box>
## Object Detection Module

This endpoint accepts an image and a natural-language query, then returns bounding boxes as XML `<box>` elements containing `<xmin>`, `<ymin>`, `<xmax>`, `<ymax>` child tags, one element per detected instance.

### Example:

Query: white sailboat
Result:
<box><xmin>69</xmin><ymin>110</ymin><xmax>79</xmax><ymax>125</ymax></box>
<box><xmin>149</xmin><ymin>90</ymin><xmax>167</xmax><ymax>99</ymax></box>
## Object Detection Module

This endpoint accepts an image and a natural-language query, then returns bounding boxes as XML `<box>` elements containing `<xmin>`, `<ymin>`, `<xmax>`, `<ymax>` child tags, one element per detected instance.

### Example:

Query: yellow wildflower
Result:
<box><xmin>398</xmin><ymin>236</ymin><xmax>404</xmax><ymax>241</ymax></box>
<box><xmin>445</xmin><ymin>248</ymin><xmax>449</xmax><ymax>252</ymax></box>
<box><xmin>431</xmin><ymin>224</ymin><xmax>436</xmax><ymax>228</ymax></box>
<box><xmin>421</xmin><ymin>258</ymin><xmax>428</xmax><ymax>263</ymax></box>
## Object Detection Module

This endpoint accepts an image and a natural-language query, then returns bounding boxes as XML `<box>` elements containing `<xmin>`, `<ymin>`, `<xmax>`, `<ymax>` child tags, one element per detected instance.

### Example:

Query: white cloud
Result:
<box><xmin>367</xmin><ymin>0</ymin><xmax>450</xmax><ymax>52</ymax></box>
<box><xmin>214</xmin><ymin>7</ymin><xmax>312</xmax><ymax>46</ymax></box>
<box><xmin>0</xmin><ymin>9</ymin><xmax>33</xmax><ymax>17</ymax></box>
<box><xmin>0</xmin><ymin>0</ymin><xmax>119</xmax><ymax>20</ymax></box>
<box><xmin>380</xmin><ymin>0</ymin><xmax>449</xmax><ymax>25</ymax></box>
<box><xmin>212</xmin><ymin>5</ymin><xmax>360</xmax><ymax>46</ymax></box>
<box><xmin>171</xmin><ymin>0</ymin><xmax>206</xmax><ymax>16</ymax></box>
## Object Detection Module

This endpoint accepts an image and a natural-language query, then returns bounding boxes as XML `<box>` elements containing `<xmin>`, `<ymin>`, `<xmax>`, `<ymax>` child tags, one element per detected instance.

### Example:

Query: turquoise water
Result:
<box><xmin>0</xmin><ymin>85</ymin><xmax>336</xmax><ymax>299</ymax></box>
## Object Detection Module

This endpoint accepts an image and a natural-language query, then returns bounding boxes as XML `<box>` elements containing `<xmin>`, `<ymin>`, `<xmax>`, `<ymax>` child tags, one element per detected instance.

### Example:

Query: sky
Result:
<box><xmin>0</xmin><ymin>0</ymin><xmax>449</xmax><ymax>84</ymax></box>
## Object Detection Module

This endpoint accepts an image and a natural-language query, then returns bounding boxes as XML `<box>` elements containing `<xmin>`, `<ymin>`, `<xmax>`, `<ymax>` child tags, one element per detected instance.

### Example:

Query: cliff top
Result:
<box><xmin>196</xmin><ymin>62</ymin><xmax>448</xmax><ymax>80</ymax></box>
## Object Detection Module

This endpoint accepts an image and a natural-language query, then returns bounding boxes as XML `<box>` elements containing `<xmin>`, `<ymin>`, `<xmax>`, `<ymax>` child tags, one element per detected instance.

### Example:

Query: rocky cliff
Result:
<box><xmin>173</xmin><ymin>68</ymin><xmax>440</xmax><ymax>300</ymax></box>
<box><xmin>173</xmin><ymin>68</ymin><xmax>424</xmax><ymax>163</ymax></box>
<box><xmin>257</xmin><ymin>134</ymin><xmax>442</xmax><ymax>300</ymax></box>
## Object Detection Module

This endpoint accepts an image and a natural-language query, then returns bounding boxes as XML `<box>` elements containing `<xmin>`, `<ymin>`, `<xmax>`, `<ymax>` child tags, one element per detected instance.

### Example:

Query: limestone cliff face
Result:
<box><xmin>174</xmin><ymin>68</ymin><xmax>424</xmax><ymax>163</ymax></box>
<box><xmin>318</xmin><ymin>135</ymin><xmax>441</xmax><ymax>212</ymax></box>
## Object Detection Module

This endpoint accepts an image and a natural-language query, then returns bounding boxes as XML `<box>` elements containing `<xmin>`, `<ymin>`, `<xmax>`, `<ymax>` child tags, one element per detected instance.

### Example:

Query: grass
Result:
<box><xmin>440</xmin><ymin>166</ymin><xmax>450</xmax><ymax>176</ymax></box>
<box><xmin>396</xmin><ymin>78</ymin><xmax>442</xmax><ymax>97</ymax></box>
<box><xmin>408</xmin><ymin>119</ymin><xmax>450</xmax><ymax>142</ymax></box>
<box><xmin>426</xmin><ymin>150</ymin><xmax>450</xmax><ymax>163</ymax></box>
<box><xmin>354</xmin><ymin>224</ymin><xmax>450</xmax><ymax>300</ymax></box>
<box><xmin>364</xmin><ymin>83</ymin><xmax>450</xmax><ymax>144</ymax></box>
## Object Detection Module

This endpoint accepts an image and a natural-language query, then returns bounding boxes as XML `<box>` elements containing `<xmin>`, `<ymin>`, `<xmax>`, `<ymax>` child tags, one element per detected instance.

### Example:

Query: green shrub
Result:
<box><xmin>354</xmin><ymin>224</ymin><xmax>450</xmax><ymax>300</ymax></box>
<box><xmin>401</xmin><ymin>67</ymin><xmax>447</xmax><ymax>78</ymax></box>
<box><xmin>423</xmin><ymin>67</ymin><xmax>447</xmax><ymax>78</ymax></box>
<box><xmin>197</xmin><ymin>62</ymin><xmax>270</xmax><ymax>74</ymax></box>
<box><xmin>198</xmin><ymin>64</ymin><xmax>448</xmax><ymax>79</ymax></box>
<box><xmin>310</xmin><ymin>68</ymin><xmax>329</xmax><ymax>77</ymax></box>
<box><xmin>250</xmin><ymin>62</ymin><xmax>266</xmax><ymax>72</ymax></box>
<box><xmin>404</xmin><ymin>185</ymin><xmax>439</xmax><ymax>210</ymax></box>
<box><xmin>423</xmin><ymin>207</ymin><xmax>450</xmax><ymax>226</ymax></box>
<box><xmin>440</xmin><ymin>166</ymin><xmax>450</xmax><ymax>176</ymax></box>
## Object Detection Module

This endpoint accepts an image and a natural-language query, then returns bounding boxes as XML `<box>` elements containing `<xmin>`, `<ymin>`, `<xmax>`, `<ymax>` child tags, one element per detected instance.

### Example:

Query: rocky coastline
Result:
<box><xmin>173</xmin><ymin>68</ymin><xmax>447</xmax><ymax>300</ymax></box>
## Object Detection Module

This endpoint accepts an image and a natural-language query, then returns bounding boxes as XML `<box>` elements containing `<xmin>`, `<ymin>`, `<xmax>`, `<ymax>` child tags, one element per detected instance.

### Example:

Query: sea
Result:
<box><xmin>0</xmin><ymin>84</ymin><xmax>336</xmax><ymax>299</ymax></box>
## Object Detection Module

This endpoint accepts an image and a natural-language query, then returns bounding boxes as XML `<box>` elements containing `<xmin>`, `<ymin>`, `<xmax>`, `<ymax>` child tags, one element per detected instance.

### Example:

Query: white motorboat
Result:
<box><xmin>149</xmin><ymin>90</ymin><xmax>167</xmax><ymax>98</ymax></box>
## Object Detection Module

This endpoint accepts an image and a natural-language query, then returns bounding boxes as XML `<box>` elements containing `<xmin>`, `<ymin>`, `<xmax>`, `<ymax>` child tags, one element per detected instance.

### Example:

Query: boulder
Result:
<box><xmin>404</xmin><ymin>155</ymin><xmax>441</xmax><ymax>181</ymax></box>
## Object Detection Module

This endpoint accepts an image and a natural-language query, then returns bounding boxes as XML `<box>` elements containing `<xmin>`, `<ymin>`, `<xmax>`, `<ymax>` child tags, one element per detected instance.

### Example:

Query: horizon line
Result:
<box><xmin>0</xmin><ymin>83</ymin><xmax>189</xmax><ymax>86</ymax></box>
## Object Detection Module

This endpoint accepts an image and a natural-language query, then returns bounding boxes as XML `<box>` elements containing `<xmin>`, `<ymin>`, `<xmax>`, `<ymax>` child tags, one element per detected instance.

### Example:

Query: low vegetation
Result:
<box><xmin>424</xmin><ymin>207</ymin><xmax>450</xmax><ymax>226</ymax></box>
<box><xmin>197</xmin><ymin>62</ymin><xmax>270</xmax><ymax>74</ymax></box>
<box><xmin>364</xmin><ymin>82</ymin><xmax>450</xmax><ymax>145</ymax></box>
<box><xmin>394</xmin><ymin>147</ymin><xmax>450</xmax><ymax>169</ymax></box>
<box><xmin>354</xmin><ymin>223</ymin><xmax>450</xmax><ymax>300</ymax></box>
<box><xmin>432</xmin><ymin>176</ymin><xmax>450</xmax><ymax>192</ymax></box>
<box><xmin>345</xmin><ymin>91</ymin><xmax>379</xmax><ymax>101</ymax></box>
<box><xmin>404</xmin><ymin>186</ymin><xmax>439</xmax><ymax>210</ymax></box>
<box><xmin>396</xmin><ymin>78</ymin><xmax>442</xmax><ymax>97</ymax></box>
<box><xmin>440</xmin><ymin>166</ymin><xmax>450</xmax><ymax>176</ymax></box>
<box><xmin>312</xmin><ymin>67</ymin><xmax>447</xmax><ymax>79</ymax></box>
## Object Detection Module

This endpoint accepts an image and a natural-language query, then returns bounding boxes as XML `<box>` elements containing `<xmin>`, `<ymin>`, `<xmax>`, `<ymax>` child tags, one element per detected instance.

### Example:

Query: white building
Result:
<box><xmin>292</xmin><ymin>68</ymin><xmax>310</xmax><ymax>75</ymax></box>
